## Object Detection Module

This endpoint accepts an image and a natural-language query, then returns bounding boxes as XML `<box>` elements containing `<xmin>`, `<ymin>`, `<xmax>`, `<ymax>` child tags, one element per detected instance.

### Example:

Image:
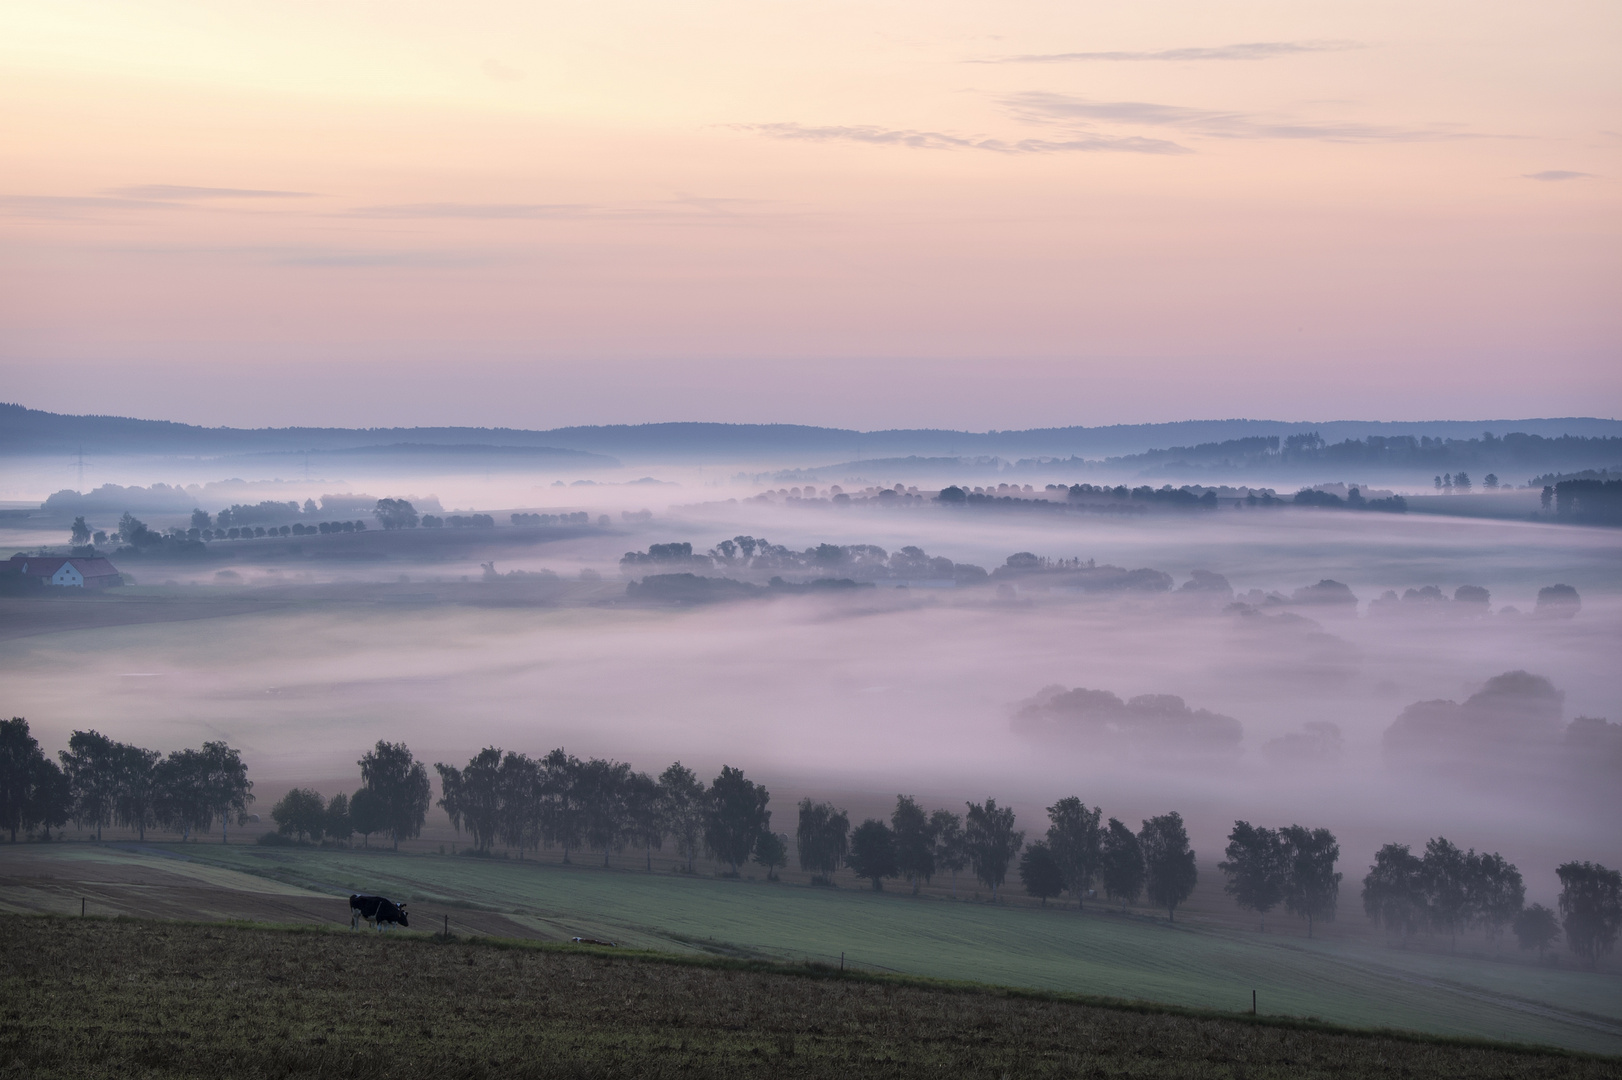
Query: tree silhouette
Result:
<box><xmin>753</xmin><ymin>831</ymin><xmax>788</xmax><ymax>880</ymax></box>
<box><xmin>60</xmin><ymin>730</ymin><xmax>120</xmax><ymax>841</ymax></box>
<box><xmin>1019</xmin><ymin>842</ymin><xmax>1066</xmax><ymax>905</ymax></box>
<box><xmin>931</xmin><ymin>809</ymin><xmax>967</xmax><ymax>898</ymax></box>
<box><xmin>796</xmin><ymin>799</ymin><xmax>849</xmax><ymax>885</ymax></box>
<box><xmin>1219</xmin><ymin>821</ymin><xmax>1285</xmax><ymax>930</ymax></box>
<box><xmin>358</xmin><ymin>740</ymin><xmax>430</xmax><ymax>850</ymax></box>
<box><xmin>1362</xmin><ymin>843</ymin><xmax>1426</xmax><ymax>942</ymax></box>
<box><xmin>1279</xmin><ymin>825</ymin><xmax>1340</xmax><ymax>938</ymax></box>
<box><xmin>892</xmin><ymin>795</ymin><xmax>935</xmax><ymax>894</ymax></box>
<box><xmin>965</xmin><ymin>799</ymin><xmax>1023</xmax><ymax>901</ymax></box>
<box><xmin>1100</xmin><ymin>818</ymin><xmax>1144</xmax><ymax>910</ymax></box>
<box><xmin>1421</xmin><ymin>838</ymin><xmax>1471</xmax><ymax>952</ymax></box>
<box><xmin>271</xmin><ymin>788</ymin><xmax>327</xmax><ymax>843</ymax></box>
<box><xmin>1512</xmin><ymin>904</ymin><xmax>1560</xmax><ymax>959</ymax></box>
<box><xmin>1557</xmin><ymin>861</ymin><xmax>1622</xmax><ymax>966</ymax></box>
<box><xmin>1140</xmin><ymin>812</ymin><xmax>1197</xmax><ymax>922</ymax></box>
<box><xmin>705</xmin><ymin>766</ymin><xmax>770</xmax><ymax>875</ymax></box>
<box><xmin>436</xmin><ymin>747</ymin><xmax>504</xmax><ymax>852</ymax></box>
<box><xmin>659</xmin><ymin>762</ymin><xmax>707</xmax><ymax>873</ymax></box>
<box><xmin>847</xmin><ymin>819</ymin><xmax>899</xmax><ymax>891</ymax></box>
<box><xmin>1045</xmin><ymin>797</ymin><xmax>1102</xmax><ymax>911</ymax></box>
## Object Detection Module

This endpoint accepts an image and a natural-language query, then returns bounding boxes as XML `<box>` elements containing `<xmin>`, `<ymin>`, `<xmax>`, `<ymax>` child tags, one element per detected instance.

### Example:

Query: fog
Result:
<box><xmin>4</xmin><ymin>460</ymin><xmax>1619</xmax><ymax>899</ymax></box>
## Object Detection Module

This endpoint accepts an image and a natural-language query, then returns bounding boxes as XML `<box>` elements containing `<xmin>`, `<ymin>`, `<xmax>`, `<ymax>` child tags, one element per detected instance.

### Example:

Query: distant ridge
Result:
<box><xmin>2</xmin><ymin>402</ymin><xmax>1617</xmax><ymax>461</ymax></box>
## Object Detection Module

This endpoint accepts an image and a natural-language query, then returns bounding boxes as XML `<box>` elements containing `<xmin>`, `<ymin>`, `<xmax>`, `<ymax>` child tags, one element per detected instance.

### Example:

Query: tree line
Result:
<box><xmin>1360</xmin><ymin>838</ymin><xmax>1621</xmax><ymax>966</ymax></box>
<box><xmin>0</xmin><ymin>720</ymin><xmax>252</xmax><ymax>843</ymax></box>
<box><xmin>6</xmin><ymin>721</ymin><xmax>1616</xmax><ymax>964</ymax></box>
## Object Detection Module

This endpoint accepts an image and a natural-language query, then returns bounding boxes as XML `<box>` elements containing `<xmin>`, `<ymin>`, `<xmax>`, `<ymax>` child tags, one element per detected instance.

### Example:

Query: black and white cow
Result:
<box><xmin>350</xmin><ymin>894</ymin><xmax>409</xmax><ymax>931</ymax></box>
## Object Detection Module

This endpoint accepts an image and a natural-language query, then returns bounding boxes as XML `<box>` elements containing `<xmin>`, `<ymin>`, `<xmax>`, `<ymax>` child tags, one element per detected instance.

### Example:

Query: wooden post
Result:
<box><xmin>840</xmin><ymin>952</ymin><xmax>844</xmax><ymax>972</ymax></box>
<box><xmin>81</xmin><ymin>897</ymin><xmax>85</xmax><ymax>917</ymax></box>
<box><xmin>1252</xmin><ymin>990</ymin><xmax>1256</xmax><ymax>1015</ymax></box>
<box><xmin>443</xmin><ymin>914</ymin><xmax>448</xmax><ymax>939</ymax></box>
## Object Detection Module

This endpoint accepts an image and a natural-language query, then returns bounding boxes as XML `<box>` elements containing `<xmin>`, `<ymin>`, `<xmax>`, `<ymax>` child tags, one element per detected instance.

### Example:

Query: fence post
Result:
<box><xmin>840</xmin><ymin>952</ymin><xmax>844</xmax><ymax>972</ymax></box>
<box><xmin>81</xmin><ymin>897</ymin><xmax>85</xmax><ymax>918</ymax></box>
<box><xmin>1252</xmin><ymin>990</ymin><xmax>1256</xmax><ymax>1015</ymax></box>
<box><xmin>443</xmin><ymin>914</ymin><xmax>448</xmax><ymax>939</ymax></box>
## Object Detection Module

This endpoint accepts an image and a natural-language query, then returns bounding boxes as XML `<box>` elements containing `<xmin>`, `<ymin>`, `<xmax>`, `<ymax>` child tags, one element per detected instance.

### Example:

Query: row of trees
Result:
<box><xmin>0</xmin><ymin>719</ymin><xmax>252</xmax><ymax>843</ymax></box>
<box><xmin>1361</xmin><ymin>839</ymin><xmax>1621</xmax><ymax>964</ymax></box>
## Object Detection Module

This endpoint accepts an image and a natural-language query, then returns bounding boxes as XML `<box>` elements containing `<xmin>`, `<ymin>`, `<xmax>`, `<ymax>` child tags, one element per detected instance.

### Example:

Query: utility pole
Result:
<box><xmin>72</xmin><ymin>446</ymin><xmax>88</xmax><ymax>488</ymax></box>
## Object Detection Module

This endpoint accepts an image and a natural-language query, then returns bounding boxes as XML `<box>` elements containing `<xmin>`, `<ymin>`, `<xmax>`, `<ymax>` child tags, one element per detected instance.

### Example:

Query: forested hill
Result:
<box><xmin>3</xmin><ymin>402</ymin><xmax>1619</xmax><ymax>461</ymax></box>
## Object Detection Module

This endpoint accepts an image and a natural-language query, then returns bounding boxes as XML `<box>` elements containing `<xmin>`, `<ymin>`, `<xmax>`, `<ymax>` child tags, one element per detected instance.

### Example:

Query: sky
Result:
<box><xmin>1</xmin><ymin>0</ymin><xmax>1618</xmax><ymax>429</ymax></box>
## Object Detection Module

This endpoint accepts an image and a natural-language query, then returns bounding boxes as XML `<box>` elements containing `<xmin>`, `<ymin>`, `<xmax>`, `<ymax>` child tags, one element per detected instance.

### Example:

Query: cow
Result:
<box><xmin>350</xmin><ymin>894</ymin><xmax>409</xmax><ymax>931</ymax></box>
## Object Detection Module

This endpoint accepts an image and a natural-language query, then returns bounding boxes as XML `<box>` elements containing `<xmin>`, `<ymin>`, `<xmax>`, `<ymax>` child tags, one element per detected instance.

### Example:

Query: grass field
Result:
<box><xmin>4</xmin><ymin>916</ymin><xmax>1617</xmax><ymax>1079</ymax></box>
<box><xmin>3</xmin><ymin>841</ymin><xmax>1619</xmax><ymax>1056</ymax></box>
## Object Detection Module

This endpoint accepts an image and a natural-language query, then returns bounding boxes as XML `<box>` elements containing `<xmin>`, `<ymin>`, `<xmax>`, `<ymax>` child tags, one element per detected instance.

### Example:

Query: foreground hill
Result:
<box><xmin>4</xmin><ymin>917</ymin><xmax>1613</xmax><ymax>1079</ymax></box>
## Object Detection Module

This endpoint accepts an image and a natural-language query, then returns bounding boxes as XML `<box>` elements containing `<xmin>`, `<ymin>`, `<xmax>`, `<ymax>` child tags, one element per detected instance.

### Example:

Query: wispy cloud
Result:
<box><xmin>0</xmin><ymin>195</ymin><xmax>183</xmax><ymax>219</ymax></box>
<box><xmin>1002</xmin><ymin>92</ymin><xmax>1488</xmax><ymax>143</ymax></box>
<box><xmin>737</xmin><ymin>122</ymin><xmax>1190</xmax><ymax>155</ymax></box>
<box><xmin>1523</xmin><ymin>170</ymin><xmax>1593</xmax><ymax>181</ymax></box>
<box><xmin>975</xmin><ymin>40</ymin><xmax>1360</xmax><ymax>64</ymax></box>
<box><xmin>108</xmin><ymin>184</ymin><xmax>315</xmax><ymax>200</ymax></box>
<box><xmin>346</xmin><ymin>202</ymin><xmax>595</xmax><ymax>219</ymax></box>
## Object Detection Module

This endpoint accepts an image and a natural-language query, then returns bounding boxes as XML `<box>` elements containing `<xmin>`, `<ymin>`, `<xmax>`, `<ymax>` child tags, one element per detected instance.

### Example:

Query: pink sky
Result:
<box><xmin>1</xmin><ymin>0</ymin><xmax>1618</xmax><ymax>429</ymax></box>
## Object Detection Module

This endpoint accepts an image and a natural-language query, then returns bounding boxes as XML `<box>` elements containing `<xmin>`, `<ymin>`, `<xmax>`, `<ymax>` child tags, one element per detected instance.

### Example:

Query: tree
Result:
<box><xmin>326</xmin><ymin>792</ymin><xmax>352</xmax><ymax>845</ymax></box>
<box><xmin>965</xmin><ymin>798</ymin><xmax>1023</xmax><ymax>901</ymax></box>
<box><xmin>358</xmin><ymin>740</ymin><xmax>430</xmax><ymax>850</ymax></box>
<box><xmin>541</xmin><ymin>749</ymin><xmax>585</xmax><ymax>862</ymax></box>
<box><xmin>1019</xmin><ymin>842</ymin><xmax>1066</xmax><ymax>905</ymax></box>
<box><xmin>931</xmin><ymin>809</ymin><xmax>967</xmax><ymax>898</ymax></box>
<box><xmin>891</xmin><ymin>795</ymin><xmax>936</xmax><ymax>894</ymax></box>
<box><xmin>1</xmin><ymin>718</ymin><xmax>69</xmax><ymax>842</ymax></box>
<box><xmin>271</xmin><ymin>788</ymin><xmax>327</xmax><ymax>842</ymax></box>
<box><xmin>60</xmin><ymin>730</ymin><xmax>120</xmax><ymax>841</ymax></box>
<box><xmin>498</xmin><ymin>751</ymin><xmax>542</xmax><ymax>857</ymax></box>
<box><xmin>705</xmin><ymin>766</ymin><xmax>770</xmax><ymax>875</ymax></box>
<box><xmin>1362</xmin><ymin>843</ymin><xmax>1426</xmax><ymax>942</ymax></box>
<box><xmin>197</xmin><ymin>741</ymin><xmax>253</xmax><ymax>843</ymax></box>
<box><xmin>659</xmin><ymin>762</ymin><xmax>707</xmax><ymax>873</ymax></box>
<box><xmin>1140</xmin><ymin>812</ymin><xmax>1197</xmax><ymax>922</ymax></box>
<box><xmin>1512</xmin><ymin>904</ymin><xmax>1560</xmax><ymax>959</ymax></box>
<box><xmin>847</xmin><ymin>819</ymin><xmax>899</xmax><ymax>891</ymax></box>
<box><xmin>1467</xmin><ymin>851</ymin><xmax>1525</xmax><ymax>943</ymax></box>
<box><xmin>191</xmin><ymin>509</ymin><xmax>212</xmax><ymax>530</ymax></box>
<box><xmin>579</xmin><ymin>758</ymin><xmax>632</xmax><ymax>866</ymax></box>
<box><xmin>623</xmin><ymin>770</ymin><xmax>665</xmax><ymax>870</ymax></box>
<box><xmin>1279</xmin><ymin>825</ymin><xmax>1340</xmax><ymax>938</ymax></box>
<box><xmin>70</xmin><ymin>516</ymin><xmax>91</xmax><ymax>546</ymax></box>
<box><xmin>113</xmin><ymin>742</ymin><xmax>161</xmax><ymax>841</ymax></box>
<box><xmin>373</xmin><ymin>498</ymin><xmax>419</xmax><ymax>530</ymax></box>
<box><xmin>1046</xmin><ymin>797</ymin><xmax>1102</xmax><ymax>911</ymax></box>
<box><xmin>1556</xmin><ymin>861</ymin><xmax>1622</xmax><ymax>966</ymax></box>
<box><xmin>436</xmin><ymin>748</ymin><xmax>504</xmax><ymax>853</ymax></box>
<box><xmin>753</xmin><ymin>831</ymin><xmax>789</xmax><ymax>880</ymax></box>
<box><xmin>1421</xmin><ymin>838</ymin><xmax>1471</xmax><ymax>951</ymax></box>
<box><xmin>1219</xmin><ymin>821</ymin><xmax>1285</xmax><ymax>930</ymax></box>
<box><xmin>348</xmin><ymin>786</ymin><xmax>387</xmax><ymax>847</ymax></box>
<box><xmin>1100</xmin><ymin>818</ymin><xmax>1145</xmax><ymax>910</ymax></box>
<box><xmin>796</xmin><ymin>799</ymin><xmax>850</xmax><ymax>884</ymax></box>
<box><xmin>153</xmin><ymin>749</ymin><xmax>211</xmax><ymax>840</ymax></box>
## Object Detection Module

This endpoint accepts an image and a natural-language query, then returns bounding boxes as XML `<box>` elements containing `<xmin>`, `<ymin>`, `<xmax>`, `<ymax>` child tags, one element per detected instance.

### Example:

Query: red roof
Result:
<box><xmin>7</xmin><ymin>555</ymin><xmax>122</xmax><ymax>580</ymax></box>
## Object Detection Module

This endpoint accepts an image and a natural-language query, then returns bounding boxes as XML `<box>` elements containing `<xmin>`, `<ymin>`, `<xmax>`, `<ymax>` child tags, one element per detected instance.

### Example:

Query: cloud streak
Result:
<box><xmin>975</xmin><ymin>40</ymin><xmax>1361</xmax><ymax>64</ymax></box>
<box><xmin>1523</xmin><ymin>170</ymin><xmax>1593</xmax><ymax>181</ymax></box>
<box><xmin>1002</xmin><ymin>92</ymin><xmax>1489</xmax><ymax>144</ymax></box>
<box><xmin>737</xmin><ymin>122</ymin><xmax>1191</xmax><ymax>155</ymax></box>
<box><xmin>109</xmin><ymin>185</ymin><xmax>315</xmax><ymax>200</ymax></box>
<box><xmin>347</xmin><ymin>203</ymin><xmax>596</xmax><ymax>219</ymax></box>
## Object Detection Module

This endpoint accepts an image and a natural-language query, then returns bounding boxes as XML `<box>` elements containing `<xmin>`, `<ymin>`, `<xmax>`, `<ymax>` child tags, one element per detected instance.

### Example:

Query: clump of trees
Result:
<box><xmin>1358</xmin><ymin>838</ymin><xmax>1619</xmax><ymax>965</ymax></box>
<box><xmin>1217</xmin><ymin>822</ymin><xmax>1342</xmax><ymax>936</ymax></box>
<box><xmin>0</xmin><ymin>719</ymin><xmax>252</xmax><ymax>843</ymax></box>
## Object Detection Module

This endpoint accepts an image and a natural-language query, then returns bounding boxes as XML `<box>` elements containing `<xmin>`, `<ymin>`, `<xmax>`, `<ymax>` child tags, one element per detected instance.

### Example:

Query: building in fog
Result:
<box><xmin>5</xmin><ymin>554</ymin><xmax>124</xmax><ymax>589</ymax></box>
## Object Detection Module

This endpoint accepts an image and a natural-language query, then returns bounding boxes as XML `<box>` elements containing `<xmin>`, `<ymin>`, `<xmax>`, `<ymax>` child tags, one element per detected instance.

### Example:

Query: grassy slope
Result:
<box><xmin>4</xmin><ymin>916</ymin><xmax>1617</xmax><ymax>1080</ymax></box>
<box><xmin>150</xmin><ymin>843</ymin><xmax>1622</xmax><ymax>1055</ymax></box>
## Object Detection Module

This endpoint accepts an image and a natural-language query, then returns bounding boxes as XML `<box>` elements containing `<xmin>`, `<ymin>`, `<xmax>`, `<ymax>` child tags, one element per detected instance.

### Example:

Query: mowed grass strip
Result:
<box><xmin>3</xmin><ymin>917</ymin><xmax>1616</xmax><ymax>1080</ymax></box>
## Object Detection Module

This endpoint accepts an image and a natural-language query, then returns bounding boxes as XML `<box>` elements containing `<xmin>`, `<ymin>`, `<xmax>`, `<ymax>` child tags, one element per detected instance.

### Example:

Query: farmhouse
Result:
<box><xmin>6</xmin><ymin>554</ymin><xmax>124</xmax><ymax>589</ymax></box>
